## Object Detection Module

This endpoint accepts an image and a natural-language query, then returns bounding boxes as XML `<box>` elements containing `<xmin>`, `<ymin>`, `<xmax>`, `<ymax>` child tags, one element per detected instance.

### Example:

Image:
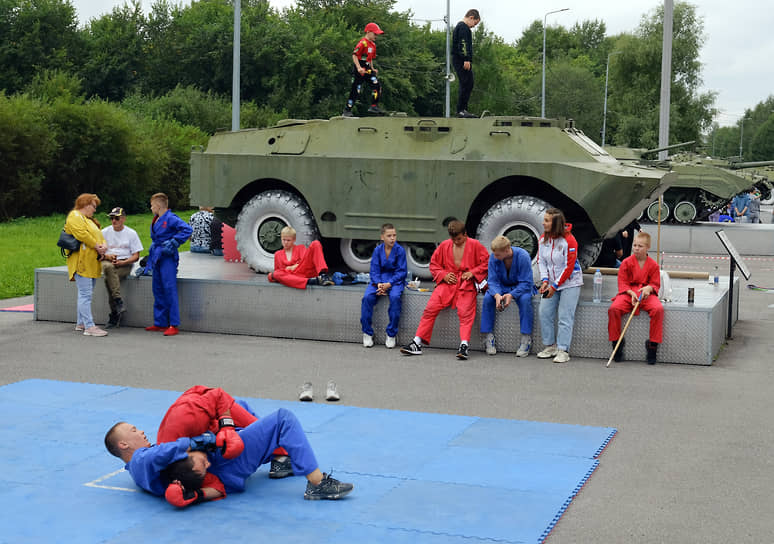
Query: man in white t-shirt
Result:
<box><xmin>102</xmin><ymin>207</ymin><xmax>144</xmax><ymax>328</ymax></box>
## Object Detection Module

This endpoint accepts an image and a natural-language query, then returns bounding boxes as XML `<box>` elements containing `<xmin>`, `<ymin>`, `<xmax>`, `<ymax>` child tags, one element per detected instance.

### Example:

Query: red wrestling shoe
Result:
<box><xmin>145</xmin><ymin>325</ymin><xmax>165</xmax><ymax>332</ymax></box>
<box><xmin>163</xmin><ymin>326</ymin><xmax>179</xmax><ymax>336</ymax></box>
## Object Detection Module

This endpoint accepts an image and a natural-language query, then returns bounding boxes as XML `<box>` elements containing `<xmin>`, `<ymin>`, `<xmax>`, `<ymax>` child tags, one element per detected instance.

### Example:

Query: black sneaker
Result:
<box><xmin>457</xmin><ymin>110</ymin><xmax>477</xmax><ymax>118</ymax></box>
<box><xmin>612</xmin><ymin>339</ymin><xmax>624</xmax><ymax>362</ymax></box>
<box><xmin>304</xmin><ymin>472</ymin><xmax>353</xmax><ymax>500</ymax></box>
<box><xmin>318</xmin><ymin>273</ymin><xmax>334</xmax><ymax>286</ymax></box>
<box><xmin>400</xmin><ymin>341</ymin><xmax>422</xmax><ymax>356</ymax></box>
<box><xmin>367</xmin><ymin>105</ymin><xmax>385</xmax><ymax>115</ymax></box>
<box><xmin>269</xmin><ymin>455</ymin><xmax>294</xmax><ymax>479</ymax></box>
<box><xmin>105</xmin><ymin>312</ymin><xmax>120</xmax><ymax>329</ymax></box>
<box><xmin>456</xmin><ymin>343</ymin><xmax>469</xmax><ymax>360</ymax></box>
<box><xmin>645</xmin><ymin>340</ymin><xmax>658</xmax><ymax>365</ymax></box>
<box><xmin>115</xmin><ymin>297</ymin><xmax>126</xmax><ymax>314</ymax></box>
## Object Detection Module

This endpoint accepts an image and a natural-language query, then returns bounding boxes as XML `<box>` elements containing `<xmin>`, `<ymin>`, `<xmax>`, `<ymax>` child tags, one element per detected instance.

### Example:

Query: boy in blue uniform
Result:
<box><xmin>360</xmin><ymin>224</ymin><xmax>407</xmax><ymax>349</ymax></box>
<box><xmin>144</xmin><ymin>193</ymin><xmax>192</xmax><ymax>336</ymax></box>
<box><xmin>480</xmin><ymin>236</ymin><xmax>537</xmax><ymax>357</ymax></box>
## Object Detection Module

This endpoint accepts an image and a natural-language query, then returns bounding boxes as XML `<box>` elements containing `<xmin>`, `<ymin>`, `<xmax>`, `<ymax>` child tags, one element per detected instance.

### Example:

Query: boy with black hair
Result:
<box><xmin>452</xmin><ymin>9</ymin><xmax>481</xmax><ymax>118</ymax></box>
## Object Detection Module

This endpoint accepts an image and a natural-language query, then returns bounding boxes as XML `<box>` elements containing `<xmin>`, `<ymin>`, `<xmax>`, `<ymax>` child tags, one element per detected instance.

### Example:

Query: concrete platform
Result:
<box><xmin>34</xmin><ymin>253</ymin><xmax>739</xmax><ymax>365</ymax></box>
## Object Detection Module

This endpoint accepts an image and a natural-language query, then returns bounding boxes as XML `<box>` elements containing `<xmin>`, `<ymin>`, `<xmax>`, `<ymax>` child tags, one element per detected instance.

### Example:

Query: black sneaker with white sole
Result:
<box><xmin>456</xmin><ymin>343</ymin><xmax>469</xmax><ymax>360</ymax></box>
<box><xmin>304</xmin><ymin>472</ymin><xmax>353</xmax><ymax>500</ymax></box>
<box><xmin>269</xmin><ymin>455</ymin><xmax>294</xmax><ymax>479</ymax></box>
<box><xmin>400</xmin><ymin>341</ymin><xmax>422</xmax><ymax>355</ymax></box>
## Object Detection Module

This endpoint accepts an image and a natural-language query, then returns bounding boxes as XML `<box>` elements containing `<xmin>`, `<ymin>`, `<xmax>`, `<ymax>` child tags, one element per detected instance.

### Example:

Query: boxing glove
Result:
<box><xmin>215</xmin><ymin>417</ymin><xmax>244</xmax><ymax>459</ymax></box>
<box><xmin>165</xmin><ymin>482</ymin><xmax>204</xmax><ymax>508</ymax></box>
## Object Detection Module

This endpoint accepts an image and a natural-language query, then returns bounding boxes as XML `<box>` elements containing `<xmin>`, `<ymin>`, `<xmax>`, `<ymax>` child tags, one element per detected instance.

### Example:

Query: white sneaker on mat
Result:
<box><xmin>363</xmin><ymin>333</ymin><xmax>374</xmax><ymax>348</ymax></box>
<box><xmin>83</xmin><ymin>326</ymin><xmax>108</xmax><ymax>337</ymax></box>
<box><xmin>325</xmin><ymin>380</ymin><xmax>340</xmax><ymax>401</ymax></box>
<box><xmin>552</xmin><ymin>350</ymin><xmax>570</xmax><ymax>363</ymax></box>
<box><xmin>537</xmin><ymin>345</ymin><xmax>558</xmax><ymax>359</ymax></box>
<box><xmin>299</xmin><ymin>382</ymin><xmax>313</xmax><ymax>402</ymax></box>
<box><xmin>385</xmin><ymin>336</ymin><xmax>396</xmax><ymax>349</ymax></box>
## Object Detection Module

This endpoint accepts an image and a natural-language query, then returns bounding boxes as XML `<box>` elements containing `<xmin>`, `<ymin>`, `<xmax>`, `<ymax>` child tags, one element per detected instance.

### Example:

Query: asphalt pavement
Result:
<box><xmin>2</xmin><ymin>250</ymin><xmax>774</xmax><ymax>543</ymax></box>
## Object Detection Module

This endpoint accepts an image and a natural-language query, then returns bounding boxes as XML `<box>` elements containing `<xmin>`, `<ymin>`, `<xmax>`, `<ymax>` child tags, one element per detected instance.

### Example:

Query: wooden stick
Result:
<box><xmin>606</xmin><ymin>295</ymin><xmax>643</xmax><ymax>367</ymax></box>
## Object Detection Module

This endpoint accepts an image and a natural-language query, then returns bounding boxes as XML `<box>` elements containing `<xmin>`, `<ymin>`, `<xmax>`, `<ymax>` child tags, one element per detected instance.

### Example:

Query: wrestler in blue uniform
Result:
<box><xmin>360</xmin><ymin>242</ymin><xmax>407</xmax><ymax>338</ymax></box>
<box><xmin>125</xmin><ymin>409</ymin><xmax>318</xmax><ymax>496</ymax></box>
<box><xmin>148</xmin><ymin>208</ymin><xmax>191</xmax><ymax>328</ymax></box>
<box><xmin>480</xmin><ymin>245</ymin><xmax>536</xmax><ymax>336</ymax></box>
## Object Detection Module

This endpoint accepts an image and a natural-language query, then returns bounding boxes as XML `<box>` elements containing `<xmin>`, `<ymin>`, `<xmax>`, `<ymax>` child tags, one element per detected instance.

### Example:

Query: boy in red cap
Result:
<box><xmin>342</xmin><ymin>22</ymin><xmax>385</xmax><ymax>116</ymax></box>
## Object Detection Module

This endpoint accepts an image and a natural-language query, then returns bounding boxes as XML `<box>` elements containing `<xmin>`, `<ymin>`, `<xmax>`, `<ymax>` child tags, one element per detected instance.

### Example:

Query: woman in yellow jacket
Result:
<box><xmin>65</xmin><ymin>193</ymin><xmax>109</xmax><ymax>336</ymax></box>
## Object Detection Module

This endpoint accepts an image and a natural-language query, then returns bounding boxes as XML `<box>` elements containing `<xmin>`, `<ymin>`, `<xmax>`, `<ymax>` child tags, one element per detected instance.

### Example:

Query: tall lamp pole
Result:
<box><xmin>739</xmin><ymin>116</ymin><xmax>747</xmax><ymax>159</ymax></box>
<box><xmin>541</xmin><ymin>8</ymin><xmax>569</xmax><ymax>118</ymax></box>
<box><xmin>444</xmin><ymin>0</ymin><xmax>451</xmax><ymax>118</ymax></box>
<box><xmin>601</xmin><ymin>51</ymin><xmax>621</xmax><ymax>148</ymax></box>
<box><xmin>231</xmin><ymin>0</ymin><xmax>241</xmax><ymax>131</ymax></box>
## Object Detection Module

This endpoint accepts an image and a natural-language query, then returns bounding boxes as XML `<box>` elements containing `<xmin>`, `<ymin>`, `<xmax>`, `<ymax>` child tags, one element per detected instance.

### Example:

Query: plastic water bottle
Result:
<box><xmin>593</xmin><ymin>269</ymin><xmax>603</xmax><ymax>303</ymax></box>
<box><xmin>713</xmin><ymin>266</ymin><xmax>719</xmax><ymax>286</ymax></box>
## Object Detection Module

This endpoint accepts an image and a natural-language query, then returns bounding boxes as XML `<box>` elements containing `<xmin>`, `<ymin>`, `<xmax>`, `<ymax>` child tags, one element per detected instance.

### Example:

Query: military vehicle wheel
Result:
<box><xmin>340</xmin><ymin>238</ymin><xmax>378</xmax><ymax>273</ymax></box>
<box><xmin>405</xmin><ymin>243</ymin><xmax>436</xmax><ymax>279</ymax></box>
<box><xmin>235</xmin><ymin>190</ymin><xmax>319</xmax><ymax>273</ymax></box>
<box><xmin>673</xmin><ymin>201</ymin><xmax>697</xmax><ymax>224</ymax></box>
<box><xmin>476</xmin><ymin>196</ymin><xmax>549</xmax><ymax>260</ymax></box>
<box><xmin>646</xmin><ymin>200</ymin><xmax>670</xmax><ymax>223</ymax></box>
<box><xmin>476</xmin><ymin>195</ymin><xmax>602</xmax><ymax>269</ymax></box>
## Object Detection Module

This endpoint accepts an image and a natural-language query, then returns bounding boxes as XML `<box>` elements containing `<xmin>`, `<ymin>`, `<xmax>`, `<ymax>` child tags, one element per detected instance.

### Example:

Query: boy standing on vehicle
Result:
<box><xmin>102</xmin><ymin>206</ymin><xmax>143</xmax><ymax>328</ymax></box>
<box><xmin>342</xmin><ymin>22</ymin><xmax>385</xmax><ymax>117</ymax></box>
<box><xmin>144</xmin><ymin>193</ymin><xmax>192</xmax><ymax>337</ymax></box>
<box><xmin>400</xmin><ymin>220</ymin><xmax>489</xmax><ymax>360</ymax></box>
<box><xmin>361</xmin><ymin>224</ymin><xmax>407</xmax><ymax>349</ymax></box>
<box><xmin>452</xmin><ymin>9</ymin><xmax>481</xmax><ymax>118</ymax></box>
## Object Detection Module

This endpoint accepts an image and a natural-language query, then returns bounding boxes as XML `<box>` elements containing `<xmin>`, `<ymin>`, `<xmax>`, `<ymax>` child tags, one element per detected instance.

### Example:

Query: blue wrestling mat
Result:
<box><xmin>0</xmin><ymin>380</ymin><xmax>616</xmax><ymax>544</ymax></box>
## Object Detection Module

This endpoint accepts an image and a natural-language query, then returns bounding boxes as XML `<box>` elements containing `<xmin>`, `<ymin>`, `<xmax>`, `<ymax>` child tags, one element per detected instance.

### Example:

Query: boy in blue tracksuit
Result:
<box><xmin>360</xmin><ymin>223</ymin><xmax>407</xmax><ymax>349</ymax></box>
<box><xmin>145</xmin><ymin>193</ymin><xmax>192</xmax><ymax>336</ymax></box>
<box><xmin>480</xmin><ymin>235</ymin><xmax>537</xmax><ymax>357</ymax></box>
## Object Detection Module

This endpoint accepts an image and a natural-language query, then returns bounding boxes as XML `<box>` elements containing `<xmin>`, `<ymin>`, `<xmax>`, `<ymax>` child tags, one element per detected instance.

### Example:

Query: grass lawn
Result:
<box><xmin>0</xmin><ymin>209</ymin><xmax>195</xmax><ymax>300</ymax></box>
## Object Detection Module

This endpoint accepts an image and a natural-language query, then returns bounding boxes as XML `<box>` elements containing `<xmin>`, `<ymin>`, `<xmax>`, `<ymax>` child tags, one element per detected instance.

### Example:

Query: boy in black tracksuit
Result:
<box><xmin>452</xmin><ymin>9</ymin><xmax>481</xmax><ymax>118</ymax></box>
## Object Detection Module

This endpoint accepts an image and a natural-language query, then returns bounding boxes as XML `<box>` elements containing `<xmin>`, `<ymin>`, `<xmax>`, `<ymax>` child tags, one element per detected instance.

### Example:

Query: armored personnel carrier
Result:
<box><xmin>608</xmin><ymin>145</ymin><xmax>773</xmax><ymax>223</ymax></box>
<box><xmin>190</xmin><ymin>116</ymin><xmax>676</xmax><ymax>278</ymax></box>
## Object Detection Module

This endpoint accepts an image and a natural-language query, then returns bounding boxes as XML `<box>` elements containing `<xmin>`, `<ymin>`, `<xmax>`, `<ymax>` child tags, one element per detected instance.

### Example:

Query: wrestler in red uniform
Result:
<box><xmin>607</xmin><ymin>232</ymin><xmax>663</xmax><ymax>364</ymax></box>
<box><xmin>268</xmin><ymin>226</ymin><xmax>332</xmax><ymax>289</ymax></box>
<box><xmin>401</xmin><ymin>220</ymin><xmax>489</xmax><ymax>360</ymax></box>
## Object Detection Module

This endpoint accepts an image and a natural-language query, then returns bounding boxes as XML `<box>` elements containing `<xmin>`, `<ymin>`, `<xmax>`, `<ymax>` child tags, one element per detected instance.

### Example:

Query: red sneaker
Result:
<box><xmin>145</xmin><ymin>325</ymin><xmax>165</xmax><ymax>332</ymax></box>
<box><xmin>163</xmin><ymin>326</ymin><xmax>179</xmax><ymax>336</ymax></box>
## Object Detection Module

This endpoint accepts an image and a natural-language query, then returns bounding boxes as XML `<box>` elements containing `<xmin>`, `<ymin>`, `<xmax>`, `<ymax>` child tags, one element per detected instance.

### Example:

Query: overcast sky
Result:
<box><xmin>71</xmin><ymin>0</ymin><xmax>773</xmax><ymax>127</ymax></box>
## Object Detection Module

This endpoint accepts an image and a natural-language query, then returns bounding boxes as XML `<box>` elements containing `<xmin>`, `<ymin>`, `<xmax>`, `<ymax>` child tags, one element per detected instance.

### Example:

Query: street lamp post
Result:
<box><xmin>541</xmin><ymin>8</ymin><xmax>569</xmax><ymax>118</ymax></box>
<box><xmin>739</xmin><ymin>117</ymin><xmax>747</xmax><ymax>159</ymax></box>
<box><xmin>601</xmin><ymin>51</ymin><xmax>621</xmax><ymax>148</ymax></box>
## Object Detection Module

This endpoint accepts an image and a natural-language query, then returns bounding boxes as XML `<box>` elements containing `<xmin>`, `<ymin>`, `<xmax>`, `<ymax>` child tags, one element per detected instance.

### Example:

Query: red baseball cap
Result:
<box><xmin>364</xmin><ymin>22</ymin><xmax>384</xmax><ymax>34</ymax></box>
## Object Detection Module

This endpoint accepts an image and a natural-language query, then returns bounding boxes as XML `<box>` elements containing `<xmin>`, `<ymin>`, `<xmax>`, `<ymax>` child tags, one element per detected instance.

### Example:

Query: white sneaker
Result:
<box><xmin>299</xmin><ymin>382</ymin><xmax>313</xmax><ymax>402</ymax></box>
<box><xmin>483</xmin><ymin>333</ymin><xmax>496</xmax><ymax>355</ymax></box>
<box><xmin>385</xmin><ymin>336</ymin><xmax>396</xmax><ymax>349</ymax></box>
<box><xmin>74</xmin><ymin>324</ymin><xmax>84</xmax><ymax>332</ymax></box>
<box><xmin>516</xmin><ymin>343</ymin><xmax>531</xmax><ymax>357</ymax></box>
<box><xmin>83</xmin><ymin>326</ymin><xmax>108</xmax><ymax>337</ymax></box>
<box><xmin>325</xmin><ymin>380</ymin><xmax>340</xmax><ymax>401</ymax></box>
<box><xmin>552</xmin><ymin>350</ymin><xmax>570</xmax><ymax>363</ymax></box>
<box><xmin>537</xmin><ymin>345</ymin><xmax>558</xmax><ymax>359</ymax></box>
<box><xmin>363</xmin><ymin>333</ymin><xmax>374</xmax><ymax>348</ymax></box>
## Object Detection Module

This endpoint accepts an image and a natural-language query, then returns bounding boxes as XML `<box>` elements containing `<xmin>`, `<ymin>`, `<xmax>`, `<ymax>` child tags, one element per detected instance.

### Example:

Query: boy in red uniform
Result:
<box><xmin>268</xmin><ymin>226</ymin><xmax>334</xmax><ymax>289</ymax></box>
<box><xmin>342</xmin><ymin>22</ymin><xmax>385</xmax><ymax>116</ymax></box>
<box><xmin>400</xmin><ymin>220</ymin><xmax>489</xmax><ymax>360</ymax></box>
<box><xmin>607</xmin><ymin>232</ymin><xmax>664</xmax><ymax>364</ymax></box>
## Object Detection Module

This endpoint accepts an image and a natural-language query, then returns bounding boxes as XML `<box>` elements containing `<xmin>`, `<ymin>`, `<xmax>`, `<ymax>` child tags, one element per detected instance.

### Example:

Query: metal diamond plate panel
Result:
<box><xmin>34</xmin><ymin>254</ymin><xmax>738</xmax><ymax>365</ymax></box>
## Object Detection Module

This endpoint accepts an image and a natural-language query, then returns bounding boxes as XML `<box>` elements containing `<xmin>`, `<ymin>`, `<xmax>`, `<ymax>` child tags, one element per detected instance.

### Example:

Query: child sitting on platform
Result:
<box><xmin>607</xmin><ymin>232</ymin><xmax>663</xmax><ymax>364</ymax></box>
<box><xmin>268</xmin><ymin>227</ymin><xmax>334</xmax><ymax>289</ymax></box>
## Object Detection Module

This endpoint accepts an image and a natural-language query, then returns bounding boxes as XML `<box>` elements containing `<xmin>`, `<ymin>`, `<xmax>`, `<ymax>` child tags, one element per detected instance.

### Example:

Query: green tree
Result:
<box><xmin>0</xmin><ymin>0</ymin><xmax>83</xmax><ymax>94</ymax></box>
<box><xmin>606</xmin><ymin>2</ymin><xmax>716</xmax><ymax>148</ymax></box>
<box><xmin>750</xmin><ymin>117</ymin><xmax>774</xmax><ymax>161</ymax></box>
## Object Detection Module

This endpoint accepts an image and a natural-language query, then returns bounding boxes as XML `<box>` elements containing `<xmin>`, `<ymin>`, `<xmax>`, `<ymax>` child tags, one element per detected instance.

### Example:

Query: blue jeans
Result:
<box><xmin>539</xmin><ymin>285</ymin><xmax>580</xmax><ymax>352</ymax></box>
<box><xmin>74</xmin><ymin>273</ymin><xmax>96</xmax><ymax>328</ymax></box>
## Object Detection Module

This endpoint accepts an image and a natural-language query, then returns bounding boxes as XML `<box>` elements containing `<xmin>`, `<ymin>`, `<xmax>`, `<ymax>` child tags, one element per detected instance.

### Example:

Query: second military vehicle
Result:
<box><xmin>609</xmin><ymin>145</ymin><xmax>773</xmax><ymax>223</ymax></box>
<box><xmin>190</xmin><ymin>115</ymin><xmax>676</xmax><ymax>278</ymax></box>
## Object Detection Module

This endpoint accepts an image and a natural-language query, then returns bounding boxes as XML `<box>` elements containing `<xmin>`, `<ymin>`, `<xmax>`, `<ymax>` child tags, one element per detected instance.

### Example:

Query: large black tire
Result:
<box><xmin>405</xmin><ymin>242</ymin><xmax>436</xmax><ymax>280</ymax></box>
<box><xmin>475</xmin><ymin>195</ymin><xmax>602</xmax><ymax>269</ymax></box>
<box><xmin>235</xmin><ymin>190</ymin><xmax>319</xmax><ymax>273</ymax></box>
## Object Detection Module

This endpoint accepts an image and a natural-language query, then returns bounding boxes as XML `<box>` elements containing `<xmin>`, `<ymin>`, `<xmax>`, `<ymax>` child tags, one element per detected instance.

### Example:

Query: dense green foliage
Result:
<box><xmin>1</xmin><ymin>0</ymin><xmax>772</xmax><ymax>220</ymax></box>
